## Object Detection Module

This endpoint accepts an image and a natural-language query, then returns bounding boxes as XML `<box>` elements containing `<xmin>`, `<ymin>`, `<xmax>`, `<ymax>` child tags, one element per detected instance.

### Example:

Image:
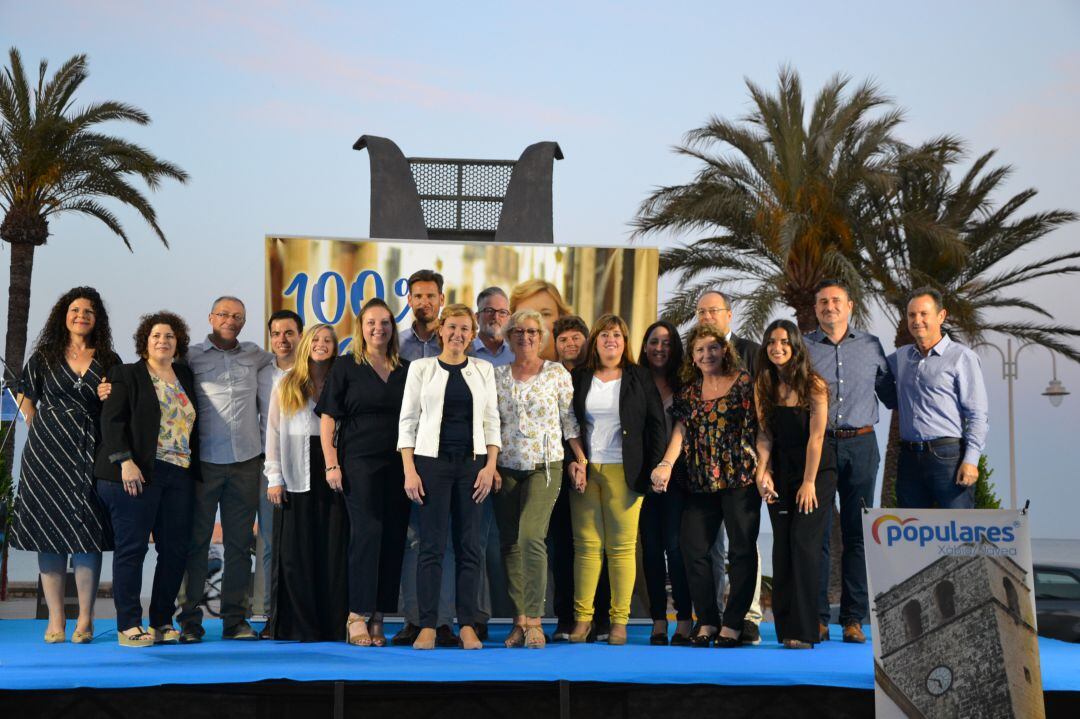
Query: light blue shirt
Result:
<box><xmin>468</xmin><ymin>337</ymin><xmax>514</xmax><ymax>367</ymax></box>
<box><xmin>887</xmin><ymin>334</ymin><xmax>989</xmax><ymax>466</ymax></box>
<box><xmin>188</xmin><ymin>338</ymin><xmax>273</xmax><ymax>464</ymax></box>
<box><xmin>399</xmin><ymin>324</ymin><xmax>440</xmax><ymax>361</ymax></box>
<box><xmin>805</xmin><ymin>327</ymin><xmax>895</xmax><ymax>429</ymax></box>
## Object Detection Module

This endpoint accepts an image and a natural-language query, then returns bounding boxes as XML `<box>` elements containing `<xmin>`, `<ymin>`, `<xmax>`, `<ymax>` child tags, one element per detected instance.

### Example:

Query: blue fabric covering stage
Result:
<box><xmin>1</xmin><ymin>619</ymin><xmax>1077</xmax><ymax>692</ymax></box>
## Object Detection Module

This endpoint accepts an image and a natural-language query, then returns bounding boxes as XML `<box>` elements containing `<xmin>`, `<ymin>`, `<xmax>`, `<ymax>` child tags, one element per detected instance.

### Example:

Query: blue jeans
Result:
<box><xmin>897</xmin><ymin>441</ymin><xmax>974</xmax><ymax>509</ymax></box>
<box><xmin>818</xmin><ymin>433</ymin><xmax>878</xmax><ymax>626</ymax></box>
<box><xmin>97</xmin><ymin>461</ymin><xmax>194</xmax><ymax>631</ymax></box>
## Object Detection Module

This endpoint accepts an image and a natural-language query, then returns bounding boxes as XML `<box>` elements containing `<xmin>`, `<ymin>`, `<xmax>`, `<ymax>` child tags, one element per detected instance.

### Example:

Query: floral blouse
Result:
<box><xmin>494</xmin><ymin>361</ymin><xmax>580</xmax><ymax>472</ymax></box>
<box><xmin>670</xmin><ymin>370</ymin><xmax>757</xmax><ymax>492</ymax></box>
<box><xmin>151</xmin><ymin>373</ymin><xmax>196</xmax><ymax>468</ymax></box>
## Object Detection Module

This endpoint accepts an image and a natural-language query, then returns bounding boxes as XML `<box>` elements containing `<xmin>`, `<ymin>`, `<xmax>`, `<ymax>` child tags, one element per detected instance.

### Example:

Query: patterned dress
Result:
<box><xmin>10</xmin><ymin>352</ymin><xmax>113</xmax><ymax>553</ymax></box>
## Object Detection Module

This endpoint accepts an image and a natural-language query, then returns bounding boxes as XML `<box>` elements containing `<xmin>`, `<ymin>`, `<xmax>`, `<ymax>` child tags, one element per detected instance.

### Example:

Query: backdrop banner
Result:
<box><xmin>863</xmin><ymin>508</ymin><xmax>1045</xmax><ymax>718</ymax></box>
<box><xmin>265</xmin><ymin>236</ymin><xmax>659</xmax><ymax>355</ymax></box>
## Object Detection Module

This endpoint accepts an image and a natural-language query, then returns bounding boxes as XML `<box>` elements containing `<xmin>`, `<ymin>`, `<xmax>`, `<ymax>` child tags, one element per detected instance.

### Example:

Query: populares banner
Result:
<box><xmin>863</xmin><ymin>508</ymin><xmax>1045</xmax><ymax>718</ymax></box>
<box><xmin>265</xmin><ymin>236</ymin><xmax>659</xmax><ymax>355</ymax></box>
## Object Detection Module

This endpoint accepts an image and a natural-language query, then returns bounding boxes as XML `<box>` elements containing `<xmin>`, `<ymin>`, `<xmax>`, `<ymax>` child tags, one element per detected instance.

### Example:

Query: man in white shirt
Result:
<box><xmin>695</xmin><ymin>290</ymin><xmax>764</xmax><ymax>644</ymax></box>
<box><xmin>254</xmin><ymin>309</ymin><xmax>303</xmax><ymax>635</ymax></box>
<box><xmin>179</xmin><ymin>297</ymin><xmax>272</xmax><ymax>642</ymax></box>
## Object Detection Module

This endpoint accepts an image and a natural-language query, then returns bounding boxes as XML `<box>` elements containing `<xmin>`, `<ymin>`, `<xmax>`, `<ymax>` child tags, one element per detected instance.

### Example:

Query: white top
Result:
<box><xmin>257</xmin><ymin>361</ymin><xmax>290</xmax><ymax>445</ymax></box>
<box><xmin>263</xmin><ymin>386</ymin><xmax>321</xmax><ymax>492</ymax></box>
<box><xmin>494</xmin><ymin>361</ymin><xmax>579</xmax><ymax>471</ymax></box>
<box><xmin>397</xmin><ymin>356</ymin><xmax>501</xmax><ymax>458</ymax></box>
<box><xmin>584</xmin><ymin>376</ymin><xmax>623</xmax><ymax>464</ymax></box>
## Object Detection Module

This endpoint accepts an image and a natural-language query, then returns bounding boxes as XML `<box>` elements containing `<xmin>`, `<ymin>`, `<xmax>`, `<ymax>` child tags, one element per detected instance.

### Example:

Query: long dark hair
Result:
<box><xmin>638</xmin><ymin>320</ymin><xmax>683</xmax><ymax>392</ymax></box>
<box><xmin>753</xmin><ymin>319</ymin><xmax>824</xmax><ymax>425</ymax></box>
<box><xmin>32</xmin><ymin>286</ymin><xmax>117</xmax><ymax>371</ymax></box>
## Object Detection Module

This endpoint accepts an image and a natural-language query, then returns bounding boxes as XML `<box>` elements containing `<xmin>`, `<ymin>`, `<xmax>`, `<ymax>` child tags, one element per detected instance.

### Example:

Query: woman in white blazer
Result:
<box><xmin>398</xmin><ymin>304</ymin><xmax>501</xmax><ymax>650</ymax></box>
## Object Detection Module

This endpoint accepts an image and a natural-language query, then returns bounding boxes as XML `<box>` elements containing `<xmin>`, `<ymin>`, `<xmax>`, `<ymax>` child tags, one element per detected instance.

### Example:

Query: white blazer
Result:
<box><xmin>397</xmin><ymin>356</ymin><xmax>501</xmax><ymax>458</ymax></box>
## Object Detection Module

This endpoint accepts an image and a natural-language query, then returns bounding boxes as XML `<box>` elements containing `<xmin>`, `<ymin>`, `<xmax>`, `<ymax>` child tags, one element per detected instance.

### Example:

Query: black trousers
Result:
<box><xmin>415</xmin><ymin>453</ymin><xmax>486</xmax><ymax>629</ymax></box>
<box><xmin>770</xmin><ymin>469</ymin><xmax>836</xmax><ymax>644</ymax></box>
<box><xmin>641</xmin><ymin>482</ymin><xmax>692</xmax><ymax>621</ymax></box>
<box><xmin>342</xmin><ymin>452</ymin><xmax>412</xmax><ymax>615</ymax></box>
<box><xmin>548</xmin><ymin>470</ymin><xmax>611</xmax><ymax>626</ymax></box>
<box><xmin>680</xmin><ymin>486</ymin><xmax>760</xmax><ymax>631</ymax></box>
<box><xmin>96</xmin><ymin>461</ymin><xmax>194</xmax><ymax>632</ymax></box>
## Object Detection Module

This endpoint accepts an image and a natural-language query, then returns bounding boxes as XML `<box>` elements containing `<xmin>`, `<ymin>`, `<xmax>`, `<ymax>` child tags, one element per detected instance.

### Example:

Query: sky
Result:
<box><xmin>2</xmin><ymin>0</ymin><xmax>1079</xmax><ymax>538</ymax></box>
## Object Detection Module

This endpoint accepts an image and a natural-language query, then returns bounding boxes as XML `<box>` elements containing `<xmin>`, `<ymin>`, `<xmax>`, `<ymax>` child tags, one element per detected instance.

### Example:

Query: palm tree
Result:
<box><xmin>1</xmin><ymin>47</ymin><xmax>187</xmax><ymax>594</ymax></box>
<box><xmin>633</xmin><ymin>66</ymin><xmax>903</xmax><ymax>333</ymax></box>
<box><xmin>858</xmin><ymin>142</ymin><xmax>1079</xmax><ymax>505</ymax></box>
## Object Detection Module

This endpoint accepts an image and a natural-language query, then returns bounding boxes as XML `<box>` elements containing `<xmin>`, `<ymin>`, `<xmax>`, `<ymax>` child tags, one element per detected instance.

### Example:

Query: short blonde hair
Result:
<box><xmin>436</xmin><ymin>304</ymin><xmax>478</xmax><ymax>346</ymax></box>
<box><xmin>505</xmin><ymin>309</ymin><xmax>549</xmax><ymax>347</ymax></box>
<box><xmin>508</xmin><ymin>279</ymin><xmax>572</xmax><ymax>318</ymax></box>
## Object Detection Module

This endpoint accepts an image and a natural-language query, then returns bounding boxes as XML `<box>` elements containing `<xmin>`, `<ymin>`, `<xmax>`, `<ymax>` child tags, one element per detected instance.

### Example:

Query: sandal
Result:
<box><xmin>151</xmin><ymin>625</ymin><xmax>180</xmax><ymax>644</ymax></box>
<box><xmin>118</xmin><ymin>627</ymin><xmax>154</xmax><ymax>648</ymax></box>
<box><xmin>525</xmin><ymin>625</ymin><xmax>546</xmax><ymax>649</ymax></box>
<box><xmin>784</xmin><ymin>639</ymin><xmax>813</xmax><ymax>649</ymax></box>
<box><xmin>504</xmin><ymin>625</ymin><xmax>526</xmax><ymax>648</ymax></box>
<box><xmin>346</xmin><ymin>615</ymin><xmax>371</xmax><ymax>647</ymax></box>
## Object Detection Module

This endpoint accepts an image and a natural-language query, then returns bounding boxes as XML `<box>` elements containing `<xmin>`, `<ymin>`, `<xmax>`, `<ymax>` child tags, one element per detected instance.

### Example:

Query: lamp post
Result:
<box><xmin>976</xmin><ymin>339</ymin><xmax>1069</xmax><ymax>509</ymax></box>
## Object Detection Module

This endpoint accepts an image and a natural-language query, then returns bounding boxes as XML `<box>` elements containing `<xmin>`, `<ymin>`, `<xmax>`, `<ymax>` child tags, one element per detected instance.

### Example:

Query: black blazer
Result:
<box><xmin>731</xmin><ymin>333</ymin><xmax>760</xmax><ymax>377</ymax></box>
<box><xmin>95</xmin><ymin>360</ymin><xmax>201</xmax><ymax>483</ymax></box>
<box><xmin>571</xmin><ymin>363</ymin><xmax>666</xmax><ymax>494</ymax></box>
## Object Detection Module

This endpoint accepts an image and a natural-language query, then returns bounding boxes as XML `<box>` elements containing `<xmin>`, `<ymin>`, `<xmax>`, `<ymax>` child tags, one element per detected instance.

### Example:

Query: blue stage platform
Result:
<box><xmin>1</xmin><ymin>618</ymin><xmax>1077</xmax><ymax>693</ymax></box>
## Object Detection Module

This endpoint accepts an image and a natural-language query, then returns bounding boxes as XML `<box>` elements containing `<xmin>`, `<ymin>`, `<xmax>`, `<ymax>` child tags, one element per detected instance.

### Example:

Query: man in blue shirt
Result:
<box><xmin>469</xmin><ymin>286</ymin><xmax>514</xmax><ymax>367</ymax></box>
<box><xmin>398</xmin><ymin>270</ymin><xmax>444</xmax><ymax>361</ymax></box>
<box><xmin>887</xmin><ymin>288</ymin><xmax>989</xmax><ymax>509</ymax></box>
<box><xmin>805</xmin><ymin>280</ymin><xmax>895</xmax><ymax>644</ymax></box>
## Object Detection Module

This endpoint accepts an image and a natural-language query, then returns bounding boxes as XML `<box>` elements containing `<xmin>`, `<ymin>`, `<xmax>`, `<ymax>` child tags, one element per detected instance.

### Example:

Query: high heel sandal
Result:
<box><xmin>369</xmin><ymin>619</ymin><xmax>386</xmax><ymax>647</ymax></box>
<box><xmin>525</xmin><ymin>625</ymin><xmax>546</xmax><ymax>649</ymax></box>
<box><xmin>607</xmin><ymin>624</ymin><xmax>628</xmax><ymax>646</ymax></box>
<box><xmin>118</xmin><ymin>627</ymin><xmax>154</xmax><ymax>648</ymax></box>
<box><xmin>346</xmin><ymin>615</ymin><xmax>371</xmax><ymax>647</ymax></box>
<box><xmin>151</xmin><ymin>625</ymin><xmax>180</xmax><ymax>644</ymax></box>
<box><xmin>568</xmin><ymin>622</ymin><xmax>593</xmax><ymax>643</ymax></box>
<box><xmin>71</xmin><ymin>624</ymin><xmax>94</xmax><ymax>644</ymax></box>
<box><xmin>504</xmin><ymin>625</ymin><xmax>526</xmax><ymax>648</ymax></box>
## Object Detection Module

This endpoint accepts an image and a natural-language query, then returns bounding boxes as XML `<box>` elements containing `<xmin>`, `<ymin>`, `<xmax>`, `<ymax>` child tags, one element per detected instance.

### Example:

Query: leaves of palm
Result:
<box><xmin>634</xmin><ymin>67</ymin><xmax>901</xmax><ymax>332</ymax></box>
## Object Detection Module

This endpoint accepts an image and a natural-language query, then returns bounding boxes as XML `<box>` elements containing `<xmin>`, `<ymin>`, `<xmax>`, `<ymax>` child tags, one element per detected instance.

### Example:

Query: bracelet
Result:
<box><xmin>325</xmin><ymin>465</ymin><xmax>340</xmax><ymax>473</ymax></box>
<box><xmin>657</xmin><ymin>460</ymin><xmax>672</xmax><ymax>469</ymax></box>
<box><xmin>576</xmin><ymin>457</ymin><xmax>588</xmax><ymax>466</ymax></box>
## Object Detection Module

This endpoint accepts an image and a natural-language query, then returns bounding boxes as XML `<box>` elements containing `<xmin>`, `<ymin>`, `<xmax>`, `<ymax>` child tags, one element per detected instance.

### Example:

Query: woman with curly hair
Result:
<box><xmin>10</xmin><ymin>287</ymin><xmax>119</xmax><ymax>644</ymax></box>
<box><xmin>649</xmin><ymin>323</ymin><xmax>759</xmax><ymax>648</ymax></box>
<box><xmin>263</xmin><ymin>323</ymin><xmax>346</xmax><ymax>642</ymax></box>
<box><xmin>94</xmin><ymin>311</ymin><xmax>199</xmax><ymax>647</ymax></box>
<box><xmin>753</xmin><ymin>319</ymin><xmax>836</xmax><ymax>649</ymax></box>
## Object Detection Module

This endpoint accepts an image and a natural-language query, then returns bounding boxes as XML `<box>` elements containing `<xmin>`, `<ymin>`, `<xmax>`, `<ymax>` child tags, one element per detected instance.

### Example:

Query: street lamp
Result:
<box><xmin>976</xmin><ymin>339</ymin><xmax>1069</xmax><ymax>509</ymax></box>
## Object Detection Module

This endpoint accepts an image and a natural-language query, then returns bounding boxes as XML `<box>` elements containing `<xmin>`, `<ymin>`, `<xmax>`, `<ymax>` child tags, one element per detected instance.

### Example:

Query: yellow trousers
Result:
<box><xmin>569</xmin><ymin>463</ymin><xmax>644</xmax><ymax>624</ymax></box>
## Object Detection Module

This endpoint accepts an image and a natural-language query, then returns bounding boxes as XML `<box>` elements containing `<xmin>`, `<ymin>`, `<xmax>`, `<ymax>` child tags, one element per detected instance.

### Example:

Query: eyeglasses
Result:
<box><xmin>479</xmin><ymin>308</ymin><xmax>511</xmax><ymax>319</ymax></box>
<box><xmin>508</xmin><ymin>328</ymin><xmax>541</xmax><ymax>339</ymax></box>
<box><xmin>696</xmin><ymin>307</ymin><xmax>729</xmax><ymax>316</ymax></box>
<box><xmin>212</xmin><ymin>312</ymin><xmax>245</xmax><ymax>322</ymax></box>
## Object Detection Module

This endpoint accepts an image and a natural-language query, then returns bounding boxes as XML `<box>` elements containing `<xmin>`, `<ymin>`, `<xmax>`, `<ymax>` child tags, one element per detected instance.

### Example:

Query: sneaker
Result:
<box><xmin>222</xmin><ymin>620</ymin><xmax>258</xmax><ymax>640</ymax></box>
<box><xmin>435</xmin><ymin>624</ymin><xmax>459</xmax><ymax>647</ymax></box>
<box><xmin>391</xmin><ymin>622</ymin><xmax>421</xmax><ymax>646</ymax></box>
<box><xmin>741</xmin><ymin>620</ymin><xmax>761</xmax><ymax>645</ymax></box>
<box><xmin>842</xmin><ymin>621</ymin><xmax>866</xmax><ymax>644</ymax></box>
<box><xmin>594</xmin><ymin>620</ymin><xmax>611</xmax><ymax>643</ymax></box>
<box><xmin>818</xmin><ymin>622</ymin><xmax>831</xmax><ymax>642</ymax></box>
<box><xmin>551</xmin><ymin>621</ymin><xmax>574</xmax><ymax>642</ymax></box>
<box><xmin>178</xmin><ymin>622</ymin><xmax>205</xmax><ymax>644</ymax></box>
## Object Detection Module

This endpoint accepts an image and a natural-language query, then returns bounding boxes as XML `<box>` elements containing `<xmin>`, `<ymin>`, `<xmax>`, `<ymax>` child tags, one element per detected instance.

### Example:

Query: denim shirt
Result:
<box><xmin>188</xmin><ymin>338</ymin><xmax>272</xmax><ymax>464</ymax></box>
<box><xmin>805</xmin><ymin>327</ymin><xmax>896</xmax><ymax>429</ymax></box>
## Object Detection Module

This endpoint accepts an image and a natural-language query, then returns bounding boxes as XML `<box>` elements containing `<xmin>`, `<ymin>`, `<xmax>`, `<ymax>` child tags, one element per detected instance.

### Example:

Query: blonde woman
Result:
<box><xmin>317</xmin><ymin>298</ymin><xmax>411</xmax><ymax>647</ymax></box>
<box><xmin>263</xmin><ymin>324</ymin><xmax>345</xmax><ymax>642</ymax></box>
<box><xmin>509</xmin><ymin>279</ymin><xmax>572</xmax><ymax>361</ymax></box>
<box><xmin>398</xmin><ymin>304</ymin><xmax>501</xmax><ymax>650</ymax></box>
<box><xmin>493</xmin><ymin>310</ymin><xmax>585</xmax><ymax>649</ymax></box>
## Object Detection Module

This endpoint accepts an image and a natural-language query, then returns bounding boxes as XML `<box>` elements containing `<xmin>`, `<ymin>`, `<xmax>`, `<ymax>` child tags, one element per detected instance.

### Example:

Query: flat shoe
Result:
<box><xmin>649</xmin><ymin>631</ymin><xmax>669</xmax><ymax>646</ymax></box>
<box><xmin>714</xmin><ymin>635</ymin><xmax>743</xmax><ymax>648</ymax></box>
<box><xmin>44</xmin><ymin>629</ymin><xmax>66</xmax><ymax>644</ymax></box>
<box><xmin>670</xmin><ymin>632</ymin><xmax>692</xmax><ymax>647</ymax></box>
<box><xmin>784</xmin><ymin>639</ymin><xmax>813</xmax><ymax>649</ymax></box>
<box><xmin>525</xmin><ymin>625</ymin><xmax>546</xmax><ymax>649</ymax></box>
<box><xmin>71</xmin><ymin>625</ymin><xmax>94</xmax><ymax>644</ymax></box>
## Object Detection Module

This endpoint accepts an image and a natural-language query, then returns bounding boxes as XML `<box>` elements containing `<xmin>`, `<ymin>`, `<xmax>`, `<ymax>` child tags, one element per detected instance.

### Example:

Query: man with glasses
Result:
<box><xmin>179</xmin><ymin>296</ymin><xmax>272</xmax><ymax>642</ymax></box>
<box><xmin>694</xmin><ymin>289</ymin><xmax>764</xmax><ymax>644</ymax></box>
<box><xmin>470</xmin><ymin>286</ymin><xmax>514</xmax><ymax>367</ymax></box>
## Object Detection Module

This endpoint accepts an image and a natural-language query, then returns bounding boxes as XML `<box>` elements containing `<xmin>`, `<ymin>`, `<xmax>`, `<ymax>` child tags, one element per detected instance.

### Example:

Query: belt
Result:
<box><xmin>900</xmin><ymin>437</ymin><xmax>961</xmax><ymax>452</ymax></box>
<box><xmin>826</xmin><ymin>426</ymin><xmax>874</xmax><ymax>439</ymax></box>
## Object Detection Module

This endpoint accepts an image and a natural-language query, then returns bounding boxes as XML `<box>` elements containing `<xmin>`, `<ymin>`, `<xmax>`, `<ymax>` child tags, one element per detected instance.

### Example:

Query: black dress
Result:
<box><xmin>314</xmin><ymin>357</ymin><xmax>411</xmax><ymax>616</ymax></box>
<box><xmin>767</xmin><ymin>406</ymin><xmax>837</xmax><ymax>644</ymax></box>
<box><xmin>10</xmin><ymin>352</ymin><xmax>114</xmax><ymax>554</ymax></box>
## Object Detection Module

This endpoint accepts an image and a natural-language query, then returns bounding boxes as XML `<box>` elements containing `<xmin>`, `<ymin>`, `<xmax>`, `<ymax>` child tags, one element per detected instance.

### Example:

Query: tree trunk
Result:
<box><xmin>880</xmin><ymin>317</ymin><xmax>913</xmax><ymax>509</ymax></box>
<box><xmin>1</xmin><ymin>240</ymin><xmax>37</xmax><ymax>600</ymax></box>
